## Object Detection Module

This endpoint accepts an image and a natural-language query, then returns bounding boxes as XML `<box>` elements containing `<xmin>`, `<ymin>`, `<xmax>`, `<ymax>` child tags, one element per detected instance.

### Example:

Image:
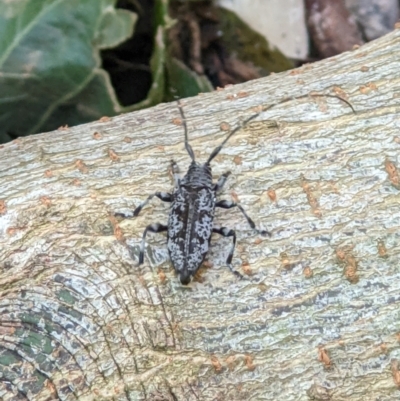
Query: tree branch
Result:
<box><xmin>1</xmin><ymin>29</ymin><xmax>400</xmax><ymax>400</ymax></box>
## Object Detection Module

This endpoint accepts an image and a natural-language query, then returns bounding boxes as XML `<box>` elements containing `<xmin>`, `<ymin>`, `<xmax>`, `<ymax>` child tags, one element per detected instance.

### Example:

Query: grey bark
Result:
<box><xmin>1</xmin><ymin>29</ymin><xmax>400</xmax><ymax>401</ymax></box>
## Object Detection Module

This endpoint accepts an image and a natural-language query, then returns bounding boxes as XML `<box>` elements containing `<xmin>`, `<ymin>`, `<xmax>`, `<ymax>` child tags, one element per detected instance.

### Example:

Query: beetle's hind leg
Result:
<box><xmin>213</xmin><ymin>226</ymin><xmax>243</xmax><ymax>280</ymax></box>
<box><xmin>138</xmin><ymin>223</ymin><xmax>168</xmax><ymax>264</ymax></box>
<box><xmin>115</xmin><ymin>192</ymin><xmax>172</xmax><ymax>219</ymax></box>
<box><xmin>216</xmin><ymin>200</ymin><xmax>270</xmax><ymax>236</ymax></box>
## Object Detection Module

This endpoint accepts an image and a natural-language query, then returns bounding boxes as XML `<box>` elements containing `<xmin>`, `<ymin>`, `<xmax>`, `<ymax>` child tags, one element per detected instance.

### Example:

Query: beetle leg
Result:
<box><xmin>139</xmin><ymin>223</ymin><xmax>168</xmax><ymax>264</ymax></box>
<box><xmin>115</xmin><ymin>192</ymin><xmax>172</xmax><ymax>218</ymax></box>
<box><xmin>214</xmin><ymin>171</ymin><xmax>231</xmax><ymax>192</ymax></box>
<box><xmin>216</xmin><ymin>200</ymin><xmax>270</xmax><ymax>236</ymax></box>
<box><xmin>212</xmin><ymin>226</ymin><xmax>243</xmax><ymax>279</ymax></box>
<box><xmin>171</xmin><ymin>160</ymin><xmax>181</xmax><ymax>187</ymax></box>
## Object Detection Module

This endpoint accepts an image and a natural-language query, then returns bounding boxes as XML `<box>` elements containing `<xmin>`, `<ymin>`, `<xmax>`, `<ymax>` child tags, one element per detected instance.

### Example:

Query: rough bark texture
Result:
<box><xmin>1</xmin><ymin>29</ymin><xmax>400</xmax><ymax>401</ymax></box>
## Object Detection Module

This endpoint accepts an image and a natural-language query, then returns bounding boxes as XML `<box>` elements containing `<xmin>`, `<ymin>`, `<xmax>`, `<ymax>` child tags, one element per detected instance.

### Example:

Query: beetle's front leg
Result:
<box><xmin>212</xmin><ymin>226</ymin><xmax>243</xmax><ymax>279</ymax></box>
<box><xmin>216</xmin><ymin>200</ymin><xmax>270</xmax><ymax>236</ymax></box>
<box><xmin>115</xmin><ymin>192</ymin><xmax>172</xmax><ymax>218</ymax></box>
<box><xmin>139</xmin><ymin>223</ymin><xmax>168</xmax><ymax>264</ymax></box>
<box><xmin>214</xmin><ymin>172</ymin><xmax>231</xmax><ymax>192</ymax></box>
<box><xmin>170</xmin><ymin>160</ymin><xmax>181</xmax><ymax>187</ymax></box>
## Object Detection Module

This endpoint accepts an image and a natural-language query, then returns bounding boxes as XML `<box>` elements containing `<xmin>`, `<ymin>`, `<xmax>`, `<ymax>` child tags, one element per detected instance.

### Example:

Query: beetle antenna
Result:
<box><xmin>207</xmin><ymin>92</ymin><xmax>355</xmax><ymax>164</ymax></box>
<box><xmin>177</xmin><ymin>100</ymin><xmax>196</xmax><ymax>162</ymax></box>
<box><xmin>206</xmin><ymin>112</ymin><xmax>261</xmax><ymax>163</ymax></box>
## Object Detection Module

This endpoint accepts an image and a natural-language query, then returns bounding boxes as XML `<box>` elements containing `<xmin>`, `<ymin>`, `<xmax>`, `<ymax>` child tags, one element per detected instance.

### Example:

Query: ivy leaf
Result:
<box><xmin>0</xmin><ymin>0</ymin><xmax>136</xmax><ymax>143</ymax></box>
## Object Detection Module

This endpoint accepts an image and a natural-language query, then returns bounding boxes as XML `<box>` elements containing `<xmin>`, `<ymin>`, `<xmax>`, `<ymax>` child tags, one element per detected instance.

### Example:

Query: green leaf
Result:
<box><xmin>0</xmin><ymin>0</ymin><xmax>136</xmax><ymax>142</ymax></box>
<box><xmin>165</xmin><ymin>56</ymin><xmax>214</xmax><ymax>100</ymax></box>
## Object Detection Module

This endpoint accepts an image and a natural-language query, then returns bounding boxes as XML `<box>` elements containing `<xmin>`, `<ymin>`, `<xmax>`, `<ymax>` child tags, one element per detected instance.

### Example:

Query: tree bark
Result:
<box><xmin>1</xmin><ymin>29</ymin><xmax>400</xmax><ymax>401</ymax></box>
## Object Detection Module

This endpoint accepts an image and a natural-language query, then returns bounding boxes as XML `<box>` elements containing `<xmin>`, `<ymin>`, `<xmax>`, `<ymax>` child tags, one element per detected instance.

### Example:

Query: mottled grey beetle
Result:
<box><xmin>116</xmin><ymin>95</ymin><xmax>354</xmax><ymax>284</ymax></box>
<box><xmin>116</xmin><ymin>100</ymin><xmax>270</xmax><ymax>284</ymax></box>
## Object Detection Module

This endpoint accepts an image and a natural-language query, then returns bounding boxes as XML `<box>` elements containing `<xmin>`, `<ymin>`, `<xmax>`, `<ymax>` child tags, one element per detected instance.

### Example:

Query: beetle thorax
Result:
<box><xmin>180</xmin><ymin>161</ymin><xmax>213</xmax><ymax>188</ymax></box>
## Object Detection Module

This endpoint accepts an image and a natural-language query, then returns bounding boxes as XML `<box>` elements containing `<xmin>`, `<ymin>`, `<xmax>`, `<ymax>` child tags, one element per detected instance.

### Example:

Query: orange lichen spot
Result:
<box><xmin>391</xmin><ymin>359</ymin><xmax>400</xmax><ymax>387</ymax></box>
<box><xmin>203</xmin><ymin>260</ymin><xmax>213</xmax><ymax>268</ymax></box>
<box><xmin>380</xmin><ymin>343</ymin><xmax>388</xmax><ymax>354</ymax></box>
<box><xmin>220</xmin><ymin>122</ymin><xmax>230</xmax><ymax>131</ymax></box>
<box><xmin>211</xmin><ymin>355</ymin><xmax>222</xmax><ymax>372</ymax></box>
<box><xmin>40</xmin><ymin>196</ymin><xmax>52</xmax><ymax>207</ymax></box>
<box><xmin>7</xmin><ymin>226</ymin><xmax>26</xmax><ymax>236</ymax></box>
<box><xmin>377</xmin><ymin>238</ymin><xmax>388</xmax><ymax>258</ymax></box>
<box><xmin>254</xmin><ymin>237</ymin><xmax>262</xmax><ymax>245</ymax></box>
<box><xmin>336</xmin><ymin>250</ymin><xmax>359</xmax><ymax>283</ymax></box>
<box><xmin>231</xmin><ymin>191</ymin><xmax>239</xmax><ymax>203</ymax></box>
<box><xmin>289</xmin><ymin>69</ymin><xmax>302</xmax><ymax>75</ymax></box>
<box><xmin>252</xmin><ymin>105</ymin><xmax>263</xmax><ymax>114</ymax></box>
<box><xmin>99</xmin><ymin>116</ymin><xmax>111</xmax><ymax>122</ymax></box>
<box><xmin>57</xmin><ymin>125</ymin><xmax>69</xmax><ymax>130</ymax></box>
<box><xmin>237</xmin><ymin>91</ymin><xmax>249</xmax><ymax>98</ymax></box>
<box><xmin>45</xmin><ymin>379</ymin><xmax>57</xmax><ymax>395</ymax></box>
<box><xmin>6</xmin><ymin>227</ymin><xmax>16</xmax><ymax>236</ymax></box>
<box><xmin>303</xmin><ymin>266</ymin><xmax>313</xmax><ymax>278</ymax></box>
<box><xmin>157</xmin><ymin>268</ymin><xmax>166</xmax><ymax>283</ymax></box>
<box><xmin>267</xmin><ymin>189</ymin><xmax>277</xmax><ymax>202</ymax></box>
<box><xmin>226</xmin><ymin>91</ymin><xmax>247</xmax><ymax>100</ymax></box>
<box><xmin>280</xmin><ymin>252</ymin><xmax>293</xmax><ymax>270</ymax></box>
<box><xmin>318</xmin><ymin>346</ymin><xmax>332</xmax><ymax>368</ymax></box>
<box><xmin>352</xmin><ymin>44</ymin><xmax>360</xmax><ymax>50</ymax></box>
<box><xmin>113</xmin><ymin>225</ymin><xmax>125</xmax><ymax>242</ymax></box>
<box><xmin>226</xmin><ymin>355</ymin><xmax>236</xmax><ymax>370</ymax></box>
<box><xmin>332</xmin><ymin>86</ymin><xmax>348</xmax><ymax>99</ymax></box>
<box><xmin>0</xmin><ymin>325</ymin><xmax>16</xmax><ymax>335</ymax></box>
<box><xmin>0</xmin><ymin>200</ymin><xmax>7</xmax><ymax>215</ymax></box>
<box><xmin>241</xmin><ymin>261</ymin><xmax>252</xmax><ymax>276</ymax></box>
<box><xmin>360</xmin><ymin>66</ymin><xmax>369</xmax><ymax>72</ymax></box>
<box><xmin>335</xmin><ymin>248</ymin><xmax>346</xmax><ymax>261</ymax></box>
<box><xmin>301</xmin><ymin>175</ymin><xmax>321</xmax><ymax>217</ymax></box>
<box><xmin>109</xmin><ymin>215</ymin><xmax>125</xmax><ymax>242</ymax></box>
<box><xmin>193</xmin><ymin>269</ymin><xmax>206</xmax><ymax>283</ymax></box>
<box><xmin>311</xmin><ymin>208</ymin><xmax>321</xmax><ymax>218</ymax></box>
<box><xmin>123</xmin><ymin>136</ymin><xmax>132</xmax><ymax>143</ymax></box>
<box><xmin>233</xmin><ymin>155</ymin><xmax>242</xmax><ymax>165</ymax></box>
<box><xmin>359</xmin><ymin>82</ymin><xmax>378</xmax><ymax>94</ymax></box>
<box><xmin>93</xmin><ymin>131</ymin><xmax>102</xmax><ymax>140</ymax></box>
<box><xmin>355</xmin><ymin>52</ymin><xmax>367</xmax><ymax>59</ymax></box>
<box><xmin>71</xmin><ymin>179</ymin><xmax>81</xmax><ymax>186</ymax></box>
<box><xmin>244</xmin><ymin>354</ymin><xmax>256</xmax><ymax>371</ymax></box>
<box><xmin>385</xmin><ymin>159</ymin><xmax>400</xmax><ymax>189</ymax></box>
<box><xmin>75</xmin><ymin>159</ymin><xmax>88</xmax><ymax>174</ymax></box>
<box><xmin>44</xmin><ymin>170</ymin><xmax>53</xmax><ymax>178</ymax></box>
<box><xmin>172</xmin><ymin>117</ymin><xmax>182</xmax><ymax>126</ymax></box>
<box><xmin>108</xmin><ymin>149</ymin><xmax>119</xmax><ymax>161</ymax></box>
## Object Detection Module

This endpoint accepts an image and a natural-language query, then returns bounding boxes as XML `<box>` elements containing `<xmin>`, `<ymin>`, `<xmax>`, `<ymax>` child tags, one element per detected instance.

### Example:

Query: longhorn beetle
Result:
<box><xmin>116</xmin><ymin>94</ymin><xmax>355</xmax><ymax>284</ymax></box>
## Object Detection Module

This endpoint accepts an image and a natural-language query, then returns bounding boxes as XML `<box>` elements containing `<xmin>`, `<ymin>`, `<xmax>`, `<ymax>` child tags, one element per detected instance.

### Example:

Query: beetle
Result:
<box><xmin>115</xmin><ymin>100</ymin><xmax>270</xmax><ymax>284</ymax></box>
<box><xmin>115</xmin><ymin>95</ymin><xmax>355</xmax><ymax>284</ymax></box>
